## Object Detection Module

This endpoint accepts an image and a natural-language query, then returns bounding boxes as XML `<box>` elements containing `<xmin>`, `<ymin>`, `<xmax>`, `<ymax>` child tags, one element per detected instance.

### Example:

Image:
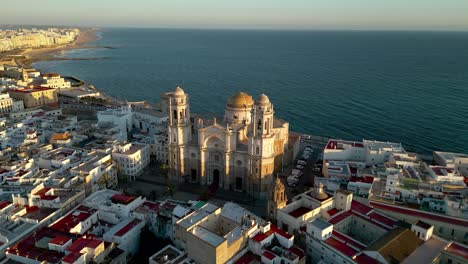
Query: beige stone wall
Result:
<box><xmin>9</xmin><ymin>89</ymin><xmax>57</xmax><ymax>108</ymax></box>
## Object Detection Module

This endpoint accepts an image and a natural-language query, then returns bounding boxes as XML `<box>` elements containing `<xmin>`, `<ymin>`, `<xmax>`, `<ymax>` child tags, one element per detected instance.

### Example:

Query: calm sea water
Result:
<box><xmin>33</xmin><ymin>28</ymin><xmax>468</xmax><ymax>155</ymax></box>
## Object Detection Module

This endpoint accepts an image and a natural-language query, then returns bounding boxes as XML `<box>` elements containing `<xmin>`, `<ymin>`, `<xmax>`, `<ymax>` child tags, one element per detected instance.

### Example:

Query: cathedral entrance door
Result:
<box><xmin>236</xmin><ymin>177</ymin><xmax>242</xmax><ymax>190</ymax></box>
<box><xmin>213</xmin><ymin>169</ymin><xmax>220</xmax><ymax>186</ymax></box>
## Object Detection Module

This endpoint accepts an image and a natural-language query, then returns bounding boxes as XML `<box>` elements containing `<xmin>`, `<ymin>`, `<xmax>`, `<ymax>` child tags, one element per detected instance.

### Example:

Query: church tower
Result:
<box><xmin>248</xmin><ymin>94</ymin><xmax>276</xmax><ymax>198</ymax></box>
<box><xmin>167</xmin><ymin>87</ymin><xmax>192</xmax><ymax>181</ymax></box>
<box><xmin>267</xmin><ymin>177</ymin><xmax>287</xmax><ymax>223</ymax></box>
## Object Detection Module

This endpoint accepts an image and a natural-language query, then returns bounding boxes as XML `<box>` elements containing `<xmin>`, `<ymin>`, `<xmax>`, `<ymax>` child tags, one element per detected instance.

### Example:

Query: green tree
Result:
<box><xmin>148</xmin><ymin>190</ymin><xmax>159</xmax><ymax>201</ymax></box>
<box><xmin>165</xmin><ymin>185</ymin><xmax>176</xmax><ymax>197</ymax></box>
<box><xmin>136</xmin><ymin>189</ymin><xmax>145</xmax><ymax>197</ymax></box>
<box><xmin>97</xmin><ymin>173</ymin><xmax>112</xmax><ymax>189</ymax></box>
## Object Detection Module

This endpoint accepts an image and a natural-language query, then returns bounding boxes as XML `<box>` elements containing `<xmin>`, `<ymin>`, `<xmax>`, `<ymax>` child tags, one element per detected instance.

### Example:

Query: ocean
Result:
<box><xmin>32</xmin><ymin>28</ymin><xmax>468</xmax><ymax>155</ymax></box>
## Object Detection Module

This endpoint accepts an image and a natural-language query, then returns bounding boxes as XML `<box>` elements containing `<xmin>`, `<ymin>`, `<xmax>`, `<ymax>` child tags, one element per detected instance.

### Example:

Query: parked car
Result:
<box><xmin>297</xmin><ymin>160</ymin><xmax>307</xmax><ymax>166</ymax></box>
<box><xmin>288</xmin><ymin>175</ymin><xmax>299</xmax><ymax>182</ymax></box>
<box><xmin>292</xmin><ymin>169</ymin><xmax>302</xmax><ymax>175</ymax></box>
<box><xmin>313</xmin><ymin>167</ymin><xmax>321</xmax><ymax>171</ymax></box>
<box><xmin>296</xmin><ymin>165</ymin><xmax>304</xmax><ymax>170</ymax></box>
<box><xmin>288</xmin><ymin>182</ymin><xmax>297</xmax><ymax>187</ymax></box>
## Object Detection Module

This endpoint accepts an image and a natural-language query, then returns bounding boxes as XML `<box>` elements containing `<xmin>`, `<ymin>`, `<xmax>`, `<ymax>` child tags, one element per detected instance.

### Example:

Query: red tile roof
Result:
<box><xmin>252</xmin><ymin>232</ymin><xmax>269</xmax><ymax>242</ymax></box>
<box><xmin>63</xmin><ymin>252</ymin><xmax>83</xmax><ymax>264</ymax></box>
<box><xmin>252</xmin><ymin>224</ymin><xmax>293</xmax><ymax>242</ymax></box>
<box><xmin>351</xmin><ymin>200</ymin><xmax>373</xmax><ymax>215</ymax></box>
<box><xmin>111</xmin><ymin>194</ymin><xmax>135</xmax><ymax>205</ymax></box>
<box><xmin>50</xmin><ymin>208</ymin><xmax>96</xmax><ymax>233</ymax></box>
<box><xmin>288</xmin><ymin>247</ymin><xmax>305</xmax><ymax>260</ymax></box>
<box><xmin>7</xmin><ymin>227</ymin><xmax>71</xmax><ymax>263</ymax></box>
<box><xmin>142</xmin><ymin>201</ymin><xmax>160</xmax><ymax>212</ymax></box>
<box><xmin>0</xmin><ymin>200</ymin><xmax>11</xmax><ymax>210</ymax></box>
<box><xmin>67</xmin><ymin>237</ymin><xmax>103</xmax><ymax>252</ymax></box>
<box><xmin>368</xmin><ymin>212</ymin><xmax>396</xmax><ymax>228</ymax></box>
<box><xmin>288</xmin><ymin>206</ymin><xmax>312</xmax><ymax>218</ymax></box>
<box><xmin>350</xmin><ymin>176</ymin><xmax>374</xmax><ymax>184</ymax></box>
<box><xmin>114</xmin><ymin>218</ymin><xmax>142</xmax><ymax>237</ymax></box>
<box><xmin>370</xmin><ymin>201</ymin><xmax>468</xmax><ymax>227</ymax></box>
<box><xmin>43</xmin><ymin>73</ymin><xmax>60</xmax><ymax>78</ymax></box>
<box><xmin>41</xmin><ymin>195</ymin><xmax>59</xmax><ymax>200</ymax></box>
<box><xmin>354</xmin><ymin>253</ymin><xmax>382</xmax><ymax>264</ymax></box>
<box><xmin>327</xmin><ymin>208</ymin><xmax>339</xmax><ymax>216</ymax></box>
<box><xmin>445</xmin><ymin>243</ymin><xmax>468</xmax><ymax>259</ymax></box>
<box><xmin>329</xmin><ymin>210</ymin><xmax>353</xmax><ymax>224</ymax></box>
<box><xmin>332</xmin><ymin>231</ymin><xmax>366</xmax><ymax>250</ymax></box>
<box><xmin>33</xmin><ymin>187</ymin><xmax>50</xmax><ymax>196</ymax></box>
<box><xmin>49</xmin><ymin>236</ymin><xmax>71</xmax><ymax>246</ymax></box>
<box><xmin>10</xmin><ymin>86</ymin><xmax>54</xmax><ymax>93</ymax></box>
<box><xmin>234</xmin><ymin>251</ymin><xmax>261</xmax><ymax>264</ymax></box>
<box><xmin>262</xmin><ymin>251</ymin><xmax>276</xmax><ymax>260</ymax></box>
<box><xmin>270</xmin><ymin>224</ymin><xmax>293</xmax><ymax>239</ymax></box>
<box><xmin>325</xmin><ymin>237</ymin><xmax>359</xmax><ymax>257</ymax></box>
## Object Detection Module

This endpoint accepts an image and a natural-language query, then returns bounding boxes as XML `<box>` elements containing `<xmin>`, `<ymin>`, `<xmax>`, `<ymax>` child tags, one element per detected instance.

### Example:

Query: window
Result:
<box><xmin>214</xmin><ymin>155</ymin><xmax>219</xmax><ymax>162</ymax></box>
<box><xmin>256</xmin><ymin>146</ymin><xmax>260</xmax><ymax>155</ymax></box>
<box><xmin>451</xmin><ymin>229</ymin><xmax>455</xmax><ymax>236</ymax></box>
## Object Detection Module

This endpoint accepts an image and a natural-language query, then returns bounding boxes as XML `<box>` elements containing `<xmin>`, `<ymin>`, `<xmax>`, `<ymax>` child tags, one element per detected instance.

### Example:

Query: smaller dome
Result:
<box><xmin>174</xmin><ymin>86</ymin><xmax>185</xmax><ymax>96</ymax></box>
<box><xmin>257</xmin><ymin>94</ymin><xmax>270</xmax><ymax>104</ymax></box>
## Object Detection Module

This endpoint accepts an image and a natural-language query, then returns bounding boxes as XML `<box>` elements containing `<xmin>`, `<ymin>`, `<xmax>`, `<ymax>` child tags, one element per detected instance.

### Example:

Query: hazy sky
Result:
<box><xmin>2</xmin><ymin>0</ymin><xmax>468</xmax><ymax>30</ymax></box>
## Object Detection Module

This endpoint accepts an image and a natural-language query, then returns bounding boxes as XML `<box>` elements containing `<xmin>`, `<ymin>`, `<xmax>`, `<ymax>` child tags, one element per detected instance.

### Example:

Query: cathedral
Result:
<box><xmin>162</xmin><ymin>87</ymin><xmax>291</xmax><ymax>198</ymax></box>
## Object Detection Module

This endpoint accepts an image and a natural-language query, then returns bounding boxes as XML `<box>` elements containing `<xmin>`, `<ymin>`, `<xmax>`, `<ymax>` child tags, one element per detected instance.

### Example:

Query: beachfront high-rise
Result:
<box><xmin>163</xmin><ymin>87</ymin><xmax>293</xmax><ymax>198</ymax></box>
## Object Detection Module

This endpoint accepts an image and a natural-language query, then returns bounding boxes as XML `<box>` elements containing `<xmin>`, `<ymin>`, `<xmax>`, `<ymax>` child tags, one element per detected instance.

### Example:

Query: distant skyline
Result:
<box><xmin>2</xmin><ymin>0</ymin><xmax>468</xmax><ymax>31</ymax></box>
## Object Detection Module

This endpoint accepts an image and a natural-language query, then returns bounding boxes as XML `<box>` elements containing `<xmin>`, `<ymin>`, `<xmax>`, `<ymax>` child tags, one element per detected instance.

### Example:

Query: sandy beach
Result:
<box><xmin>11</xmin><ymin>28</ymin><xmax>109</xmax><ymax>67</ymax></box>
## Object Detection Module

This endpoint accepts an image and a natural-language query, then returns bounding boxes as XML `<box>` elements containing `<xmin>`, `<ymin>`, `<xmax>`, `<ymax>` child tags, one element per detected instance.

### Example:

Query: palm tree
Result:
<box><xmin>165</xmin><ymin>185</ymin><xmax>176</xmax><ymax>197</ymax></box>
<box><xmin>97</xmin><ymin>173</ymin><xmax>112</xmax><ymax>189</ymax></box>
<box><xmin>148</xmin><ymin>190</ymin><xmax>158</xmax><ymax>201</ymax></box>
<box><xmin>136</xmin><ymin>189</ymin><xmax>145</xmax><ymax>197</ymax></box>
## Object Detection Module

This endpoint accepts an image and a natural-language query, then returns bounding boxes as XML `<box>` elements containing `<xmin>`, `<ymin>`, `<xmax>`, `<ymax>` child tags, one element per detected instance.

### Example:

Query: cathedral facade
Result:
<box><xmin>163</xmin><ymin>87</ymin><xmax>290</xmax><ymax>198</ymax></box>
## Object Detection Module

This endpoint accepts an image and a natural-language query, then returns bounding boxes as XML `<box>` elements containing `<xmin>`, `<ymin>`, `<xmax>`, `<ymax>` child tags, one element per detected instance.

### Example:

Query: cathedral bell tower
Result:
<box><xmin>248</xmin><ymin>94</ymin><xmax>275</xmax><ymax>198</ymax></box>
<box><xmin>167</xmin><ymin>86</ymin><xmax>192</xmax><ymax>181</ymax></box>
<box><xmin>267</xmin><ymin>177</ymin><xmax>287</xmax><ymax>223</ymax></box>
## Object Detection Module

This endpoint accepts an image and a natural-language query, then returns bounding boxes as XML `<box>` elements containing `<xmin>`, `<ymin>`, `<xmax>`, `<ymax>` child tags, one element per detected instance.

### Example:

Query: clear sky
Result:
<box><xmin>2</xmin><ymin>0</ymin><xmax>468</xmax><ymax>30</ymax></box>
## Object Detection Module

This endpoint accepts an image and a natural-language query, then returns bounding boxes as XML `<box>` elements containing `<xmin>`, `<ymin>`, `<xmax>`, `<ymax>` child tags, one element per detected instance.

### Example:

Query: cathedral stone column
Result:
<box><xmin>200</xmin><ymin>148</ymin><xmax>207</xmax><ymax>185</ymax></box>
<box><xmin>224</xmin><ymin>152</ymin><xmax>231</xmax><ymax>190</ymax></box>
<box><xmin>179</xmin><ymin>146</ymin><xmax>185</xmax><ymax>180</ymax></box>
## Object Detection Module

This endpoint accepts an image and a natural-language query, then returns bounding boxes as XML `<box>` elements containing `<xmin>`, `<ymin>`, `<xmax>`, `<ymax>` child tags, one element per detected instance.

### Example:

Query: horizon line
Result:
<box><xmin>1</xmin><ymin>23</ymin><xmax>468</xmax><ymax>33</ymax></box>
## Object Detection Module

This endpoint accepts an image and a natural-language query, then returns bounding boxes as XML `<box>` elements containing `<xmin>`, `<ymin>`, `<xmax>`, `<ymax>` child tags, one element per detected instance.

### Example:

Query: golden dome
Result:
<box><xmin>227</xmin><ymin>92</ymin><xmax>254</xmax><ymax>108</ymax></box>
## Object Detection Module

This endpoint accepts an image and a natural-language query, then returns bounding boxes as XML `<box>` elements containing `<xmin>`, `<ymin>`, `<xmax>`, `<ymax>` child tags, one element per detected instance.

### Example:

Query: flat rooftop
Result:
<box><xmin>326</xmin><ymin>140</ymin><xmax>364</xmax><ymax>150</ymax></box>
<box><xmin>191</xmin><ymin>226</ymin><xmax>224</xmax><ymax>247</ymax></box>
<box><xmin>288</xmin><ymin>206</ymin><xmax>312</xmax><ymax>218</ymax></box>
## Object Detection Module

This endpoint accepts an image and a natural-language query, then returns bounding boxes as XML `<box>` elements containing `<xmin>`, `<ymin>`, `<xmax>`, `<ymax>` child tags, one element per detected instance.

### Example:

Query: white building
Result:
<box><xmin>428</xmin><ymin>165</ymin><xmax>464</xmax><ymax>183</ymax></box>
<box><xmin>434</xmin><ymin>151</ymin><xmax>468</xmax><ymax>177</ymax></box>
<box><xmin>40</xmin><ymin>72</ymin><xmax>71</xmax><ymax>90</ymax></box>
<box><xmin>112</xmin><ymin>142</ymin><xmax>150</xmax><ymax>180</ymax></box>
<box><xmin>0</xmin><ymin>93</ymin><xmax>22</xmax><ymax>113</ymax></box>
<box><xmin>103</xmin><ymin>217</ymin><xmax>145</xmax><ymax>256</ymax></box>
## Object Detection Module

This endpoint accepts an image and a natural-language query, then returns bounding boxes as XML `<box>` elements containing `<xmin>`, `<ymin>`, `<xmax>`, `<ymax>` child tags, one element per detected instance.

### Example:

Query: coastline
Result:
<box><xmin>12</xmin><ymin>28</ymin><xmax>110</xmax><ymax>67</ymax></box>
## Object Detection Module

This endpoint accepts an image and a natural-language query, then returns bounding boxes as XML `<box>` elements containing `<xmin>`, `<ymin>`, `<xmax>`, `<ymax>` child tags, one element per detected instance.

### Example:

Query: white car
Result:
<box><xmin>288</xmin><ymin>176</ymin><xmax>299</xmax><ymax>182</ymax></box>
<box><xmin>302</xmin><ymin>154</ymin><xmax>310</xmax><ymax>160</ymax></box>
<box><xmin>296</xmin><ymin>165</ymin><xmax>304</xmax><ymax>170</ymax></box>
<box><xmin>291</xmin><ymin>169</ymin><xmax>302</xmax><ymax>176</ymax></box>
<box><xmin>297</xmin><ymin>160</ymin><xmax>307</xmax><ymax>166</ymax></box>
<box><xmin>313</xmin><ymin>167</ymin><xmax>321</xmax><ymax>171</ymax></box>
<box><xmin>288</xmin><ymin>182</ymin><xmax>297</xmax><ymax>187</ymax></box>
